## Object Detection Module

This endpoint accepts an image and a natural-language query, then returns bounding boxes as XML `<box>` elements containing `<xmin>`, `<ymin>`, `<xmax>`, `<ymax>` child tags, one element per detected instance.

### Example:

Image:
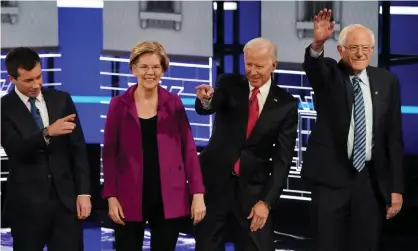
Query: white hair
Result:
<box><xmin>338</xmin><ymin>24</ymin><xmax>375</xmax><ymax>47</ymax></box>
<box><xmin>243</xmin><ymin>37</ymin><xmax>277</xmax><ymax>62</ymax></box>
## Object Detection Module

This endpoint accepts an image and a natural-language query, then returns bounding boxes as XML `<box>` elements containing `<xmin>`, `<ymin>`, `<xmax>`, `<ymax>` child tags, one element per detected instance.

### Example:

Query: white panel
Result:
<box><xmin>102</xmin><ymin>1</ymin><xmax>213</xmax><ymax>57</ymax></box>
<box><xmin>261</xmin><ymin>1</ymin><xmax>379</xmax><ymax>66</ymax></box>
<box><xmin>1</xmin><ymin>1</ymin><xmax>58</xmax><ymax>48</ymax></box>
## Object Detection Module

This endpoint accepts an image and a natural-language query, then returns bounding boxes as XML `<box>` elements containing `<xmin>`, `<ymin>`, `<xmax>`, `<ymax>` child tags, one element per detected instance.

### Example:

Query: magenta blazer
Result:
<box><xmin>102</xmin><ymin>85</ymin><xmax>205</xmax><ymax>222</ymax></box>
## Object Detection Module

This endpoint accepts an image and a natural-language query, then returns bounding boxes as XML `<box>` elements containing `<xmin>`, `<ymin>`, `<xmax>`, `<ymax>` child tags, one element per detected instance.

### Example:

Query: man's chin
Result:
<box><xmin>351</xmin><ymin>61</ymin><xmax>368</xmax><ymax>71</ymax></box>
<box><xmin>28</xmin><ymin>92</ymin><xmax>40</xmax><ymax>97</ymax></box>
<box><xmin>249</xmin><ymin>80</ymin><xmax>263</xmax><ymax>87</ymax></box>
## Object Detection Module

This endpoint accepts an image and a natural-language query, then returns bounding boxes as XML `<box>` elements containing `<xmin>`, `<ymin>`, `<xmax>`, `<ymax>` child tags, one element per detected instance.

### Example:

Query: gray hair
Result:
<box><xmin>243</xmin><ymin>37</ymin><xmax>277</xmax><ymax>62</ymax></box>
<box><xmin>338</xmin><ymin>24</ymin><xmax>375</xmax><ymax>47</ymax></box>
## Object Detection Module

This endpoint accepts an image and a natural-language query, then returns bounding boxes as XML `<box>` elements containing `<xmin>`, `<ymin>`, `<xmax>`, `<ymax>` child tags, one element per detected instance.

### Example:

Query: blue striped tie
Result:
<box><xmin>352</xmin><ymin>77</ymin><xmax>366</xmax><ymax>172</ymax></box>
<box><xmin>29</xmin><ymin>97</ymin><xmax>44</xmax><ymax>129</ymax></box>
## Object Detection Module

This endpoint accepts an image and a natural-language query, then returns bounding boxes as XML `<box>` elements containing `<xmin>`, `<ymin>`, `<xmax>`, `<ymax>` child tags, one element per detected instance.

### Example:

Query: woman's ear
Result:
<box><xmin>131</xmin><ymin>67</ymin><xmax>137</xmax><ymax>77</ymax></box>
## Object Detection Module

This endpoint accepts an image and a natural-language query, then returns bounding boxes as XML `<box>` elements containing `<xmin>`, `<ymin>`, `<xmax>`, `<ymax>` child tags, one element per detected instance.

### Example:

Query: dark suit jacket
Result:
<box><xmin>301</xmin><ymin>45</ymin><xmax>404</xmax><ymax>203</ymax></box>
<box><xmin>102</xmin><ymin>85</ymin><xmax>205</xmax><ymax>222</ymax></box>
<box><xmin>195</xmin><ymin>74</ymin><xmax>298</xmax><ymax>212</ymax></box>
<box><xmin>1</xmin><ymin>88</ymin><xmax>90</xmax><ymax>215</ymax></box>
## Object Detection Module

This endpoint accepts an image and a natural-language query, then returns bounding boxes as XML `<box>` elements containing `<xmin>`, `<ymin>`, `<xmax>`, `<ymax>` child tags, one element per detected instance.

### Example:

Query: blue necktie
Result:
<box><xmin>352</xmin><ymin>77</ymin><xmax>366</xmax><ymax>172</ymax></box>
<box><xmin>29</xmin><ymin>97</ymin><xmax>44</xmax><ymax>129</ymax></box>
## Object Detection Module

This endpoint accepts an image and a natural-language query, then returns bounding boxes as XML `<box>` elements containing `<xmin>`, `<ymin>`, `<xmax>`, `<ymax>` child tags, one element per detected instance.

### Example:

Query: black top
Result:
<box><xmin>139</xmin><ymin>115</ymin><xmax>164</xmax><ymax>221</ymax></box>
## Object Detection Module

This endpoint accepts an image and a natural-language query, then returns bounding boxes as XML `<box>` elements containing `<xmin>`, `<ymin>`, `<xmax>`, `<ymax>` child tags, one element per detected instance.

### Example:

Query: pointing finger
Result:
<box><xmin>196</xmin><ymin>84</ymin><xmax>210</xmax><ymax>91</ymax></box>
<box><xmin>63</xmin><ymin>114</ymin><xmax>76</xmax><ymax>122</ymax></box>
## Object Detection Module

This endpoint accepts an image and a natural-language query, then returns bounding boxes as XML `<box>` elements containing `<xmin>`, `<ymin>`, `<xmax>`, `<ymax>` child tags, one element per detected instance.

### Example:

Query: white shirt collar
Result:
<box><xmin>350</xmin><ymin>69</ymin><xmax>368</xmax><ymax>86</ymax></box>
<box><xmin>14</xmin><ymin>87</ymin><xmax>43</xmax><ymax>103</ymax></box>
<box><xmin>249</xmin><ymin>78</ymin><xmax>271</xmax><ymax>96</ymax></box>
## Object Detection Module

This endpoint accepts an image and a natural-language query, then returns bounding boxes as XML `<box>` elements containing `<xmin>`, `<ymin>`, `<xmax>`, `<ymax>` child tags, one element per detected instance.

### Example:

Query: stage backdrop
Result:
<box><xmin>1</xmin><ymin>1</ymin><xmax>58</xmax><ymax>49</ymax></box>
<box><xmin>261</xmin><ymin>1</ymin><xmax>379</xmax><ymax>66</ymax></box>
<box><xmin>102</xmin><ymin>1</ymin><xmax>213</xmax><ymax>57</ymax></box>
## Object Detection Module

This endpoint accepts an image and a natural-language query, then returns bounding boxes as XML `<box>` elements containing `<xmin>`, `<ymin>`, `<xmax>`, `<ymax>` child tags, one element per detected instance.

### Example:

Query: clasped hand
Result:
<box><xmin>191</xmin><ymin>193</ymin><xmax>206</xmax><ymax>225</ymax></box>
<box><xmin>386</xmin><ymin>193</ymin><xmax>403</xmax><ymax>219</ymax></box>
<box><xmin>77</xmin><ymin>195</ymin><xmax>92</xmax><ymax>220</ymax></box>
<box><xmin>247</xmin><ymin>201</ymin><xmax>269</xmax><ymax>232</ymax></box>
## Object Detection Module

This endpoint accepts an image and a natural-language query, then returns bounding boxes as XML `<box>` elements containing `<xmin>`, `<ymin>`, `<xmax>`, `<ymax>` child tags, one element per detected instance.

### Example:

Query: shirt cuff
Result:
<box><xmin>309</xmin><ymin>46</ymin><xmax>323</xmax><ymax>58</ymax></box>
<box><xmin>201</xmin><ymin>99</ymin><xmax>212</xmax><ymax>110</ymax></box>
<box><xmin>78</xmin><ymin>194</ymin><xmax>91</xmax><ymax>197</ymax></box>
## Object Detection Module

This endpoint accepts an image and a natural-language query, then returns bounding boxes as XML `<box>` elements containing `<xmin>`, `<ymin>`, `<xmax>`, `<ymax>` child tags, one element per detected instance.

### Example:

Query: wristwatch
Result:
<box><xmin>43</xmin><ymin>127</ymin><xmax>51</xmax><ymax>141</ymax></box>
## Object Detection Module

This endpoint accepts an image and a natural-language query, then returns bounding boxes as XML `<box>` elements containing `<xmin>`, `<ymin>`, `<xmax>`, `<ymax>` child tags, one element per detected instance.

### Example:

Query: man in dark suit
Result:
<box><xmin>301</xmin><ymin>9</ymin><xmax>404</xmax><ymax>251</ymax></box>
<box><xmin>194</xmin><ymin>38</ymin><xmax>298</xmax><ymax>251</ymax></box>
<box><xmin>1</xmin><ymin>47</ymin><xmax>92</xmax><ymax>251</ymax></box>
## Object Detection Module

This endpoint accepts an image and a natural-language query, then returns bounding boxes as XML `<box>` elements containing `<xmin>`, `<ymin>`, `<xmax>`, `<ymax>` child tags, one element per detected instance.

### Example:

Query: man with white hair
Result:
<box><xmin>302</xmin><ymin>9</ymin><xmax>404</xmax><ymax>251</ymax></box>
<box><xmin>193</xmin><ymin>37</ymin><xmax>298</xmax><ymax>251</ymax></box>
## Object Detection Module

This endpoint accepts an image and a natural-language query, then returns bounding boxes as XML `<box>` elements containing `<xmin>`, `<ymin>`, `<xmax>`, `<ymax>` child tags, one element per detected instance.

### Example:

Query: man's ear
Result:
<box><xmin>271</xmin><ymin>61</ymin><xmax>278</xmax><ymax>73</ymax></box>
<box><xmin>8</xmin><ymin>75</ymin><xmax>17</xmax><ymax>84</ymax></box>
<box><xmin>337</xmin><ymin>45</ymin><xmax>344</xmax><ymax>56</ymax></box>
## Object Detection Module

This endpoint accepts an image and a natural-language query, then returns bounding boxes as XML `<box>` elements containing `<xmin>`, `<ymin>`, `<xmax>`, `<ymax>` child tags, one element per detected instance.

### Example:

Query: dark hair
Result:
<box><xmin>5</xmin><ymin>47</ymin><xmax>41</xmax><ymax>80</ymax></box>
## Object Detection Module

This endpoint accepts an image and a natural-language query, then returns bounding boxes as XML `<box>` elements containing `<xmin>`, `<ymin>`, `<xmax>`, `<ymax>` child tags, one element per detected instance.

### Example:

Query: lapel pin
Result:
<box><xmin>274</xmin><ymin>98</ymin><xmax>278</xmax><ymax>102</ymax></box>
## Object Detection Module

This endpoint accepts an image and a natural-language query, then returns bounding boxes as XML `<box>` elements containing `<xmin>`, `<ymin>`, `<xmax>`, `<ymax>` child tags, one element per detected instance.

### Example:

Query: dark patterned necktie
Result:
<box><xmin>29</xmin><ymin>97</ymin><xmax>44</xmax><ymax>129</ymax></box>
<box><xmin>352</xmin><ymin>77</ymin><xmax>366</xmax><ymax>172</ymax></box>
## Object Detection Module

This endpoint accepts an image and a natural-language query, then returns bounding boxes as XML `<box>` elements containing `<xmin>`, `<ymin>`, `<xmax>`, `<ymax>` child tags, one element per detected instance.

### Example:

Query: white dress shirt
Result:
<box><xmin>249</xmin><ymin>79</ymin><xmax>271</xmax><ymax>115</ymax></box>
<box><xmin>15</xmin><ymin>87</ymin><xmax>49</xmax><ymax>127</ymax></box>
<box><xmin>201</xmin><ymin>78</ymin><xmax>272</xmax><ymax>115</ymax></box>
<box><xmin>309</xmin><ymin>47</ymin><xmax>373</xmax><ymax>160</ymax></box>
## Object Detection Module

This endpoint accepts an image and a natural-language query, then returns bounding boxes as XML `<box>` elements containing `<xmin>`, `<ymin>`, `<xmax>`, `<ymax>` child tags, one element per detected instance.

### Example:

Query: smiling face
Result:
<box><xmin>244</xmin><ymin>46</ymin><xmax>277</xmax><ymax>88</ymax></box>
<box><xmin>131</xmin><ymin>53</ymin><xmax>163</xmax><ymax>90</ymax></box>
<box><xmin>10</xmin><ymin>62</ymin><xmax>43</xmax><ymax>97</ymax></box>
<box><xmin>337</xmin><ymin>27</ymin><xmax>374</xmax><ymax>74</ymax></box>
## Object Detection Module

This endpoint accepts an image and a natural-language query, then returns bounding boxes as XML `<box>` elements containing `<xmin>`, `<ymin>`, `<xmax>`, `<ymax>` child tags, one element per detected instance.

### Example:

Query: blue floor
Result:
<box><xmin>0</xmin><ymin>227</ymin><xmax>236</xmax><ymax>251</ymax></box>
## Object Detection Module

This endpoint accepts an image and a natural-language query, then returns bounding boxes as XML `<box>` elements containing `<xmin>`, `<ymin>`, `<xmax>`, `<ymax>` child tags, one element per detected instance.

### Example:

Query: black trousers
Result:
<box><xmin>114</xmin><ymin>217</ymin><xmax>184</xmax><ymax>251</ymax></box>
<box><xmin>195</xmin><ymin>175</ymin><xmax>274</xmax><ymax>251</ymax></box>
<box><xmin>311</xmin><ymin>163</ymin><xmax>386</xmax><ymax>251</ymax></box>
<box><xmin>10</xmin><ymin>198</ymin><xmax>83</xmax><ymax>251</ymax></box>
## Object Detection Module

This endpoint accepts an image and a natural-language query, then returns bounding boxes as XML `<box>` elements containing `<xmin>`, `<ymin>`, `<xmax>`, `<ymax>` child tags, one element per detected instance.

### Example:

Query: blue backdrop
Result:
<box><xmin>2</xmin><ymin>2</ymin><xmax>417</xmax><ymax>154</ymax></box>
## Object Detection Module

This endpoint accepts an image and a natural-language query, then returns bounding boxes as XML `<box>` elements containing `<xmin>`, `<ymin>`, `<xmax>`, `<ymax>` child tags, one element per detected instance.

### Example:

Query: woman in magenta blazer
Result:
<box><xmin>102</xmin><ymin>41</ymin><xmax>206</xmax><ymax>251</ymax></box>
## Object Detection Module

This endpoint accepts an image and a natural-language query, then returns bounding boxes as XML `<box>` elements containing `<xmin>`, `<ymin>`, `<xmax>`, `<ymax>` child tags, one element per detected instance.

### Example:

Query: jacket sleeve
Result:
<box><xmin>195</xmin><ymin>73</ymin><xmax>230</xmax><ymax>115</ymax></box>
<box><xmin>260</xmin><ymin>99</ymin><xmax>298</xmax><ymax>209</ymax></box>
<box><xmin>102</xmin><ymin>97</ymin><xmax>121</xmax><ymax>199</ymax></box>
<box><xmin>302</xmin><ymin>45</ymin><xmax>332</xmax><ymax>92</ymax></box>
<box><xmin>0</xmin><ymin>99</ymin><xmax>47</xmax><ymax>159</ymax></box>
<box><xmin>176</xmin><ymin>95</ymin><xmax>205</xmax><ymax>195</ymax></box>
<box><xmin>65</xmin><ymin>93</ymin><xmax>91</xmax><ymax>195</ymax></box>
<box><xmin>386</xmin><ymin>76</ymin><xmax>404</xmax><ymax>194</ymax></box>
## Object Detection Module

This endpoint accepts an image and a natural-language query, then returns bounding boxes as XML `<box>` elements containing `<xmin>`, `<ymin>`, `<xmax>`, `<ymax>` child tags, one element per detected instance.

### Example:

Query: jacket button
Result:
<box><xmin>48</xmin><ymin>174</ymin><xmax>51</xmax><ymax>179</ymax></box>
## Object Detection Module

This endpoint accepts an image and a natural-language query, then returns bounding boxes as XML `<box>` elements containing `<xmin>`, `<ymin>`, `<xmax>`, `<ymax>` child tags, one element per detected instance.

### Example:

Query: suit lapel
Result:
<box><xmin>338</xmin><ymin>61</ymin><xmax>354</xmax><ymax>117</ymax></box>
<box><xmin>367</xmin><ymin>67</ymin><xmax>378</xmax><ymax>134</ymax></box>
<box><xmin>8</xmin><ymin>90</ymin><xmax>40</xmax><ymax>133</ymax></box>
<box><xmin>122</xmin><ymin>85</ymin><xmax>141</xmax><ymax>129</ymax></box>
<box><xmin>42</xmin><ymin>89</ymin><xmax>60</xmax><ymax>125</ymax></box>
<box><xmin>236</xmin><ymin>78</ymin><xmax>250</xmax><ymax>144</ymax></box>
<box><xmin>245</xmin><ymin>84</ymin><xmax>281</xmax><ymax>144</ymax></box>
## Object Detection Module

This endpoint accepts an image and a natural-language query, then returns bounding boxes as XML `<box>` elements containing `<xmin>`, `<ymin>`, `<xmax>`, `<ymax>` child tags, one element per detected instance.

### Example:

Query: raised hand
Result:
<box><xmin>313</xmin><ymin>9</ymin><xmax>335</xmax><ymax>47</ymax></box>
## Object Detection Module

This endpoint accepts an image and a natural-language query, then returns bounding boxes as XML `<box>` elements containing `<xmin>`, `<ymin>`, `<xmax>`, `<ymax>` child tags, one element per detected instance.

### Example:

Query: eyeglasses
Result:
<box><xmin>135</xmin><ymin>65</ymin><xmax>162</xmax><ymax>73</ymax></box>
<box><xmin>343</xmin><ymin>45</ymin><xmax>374</xmax><ymax>54</ymax></box>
